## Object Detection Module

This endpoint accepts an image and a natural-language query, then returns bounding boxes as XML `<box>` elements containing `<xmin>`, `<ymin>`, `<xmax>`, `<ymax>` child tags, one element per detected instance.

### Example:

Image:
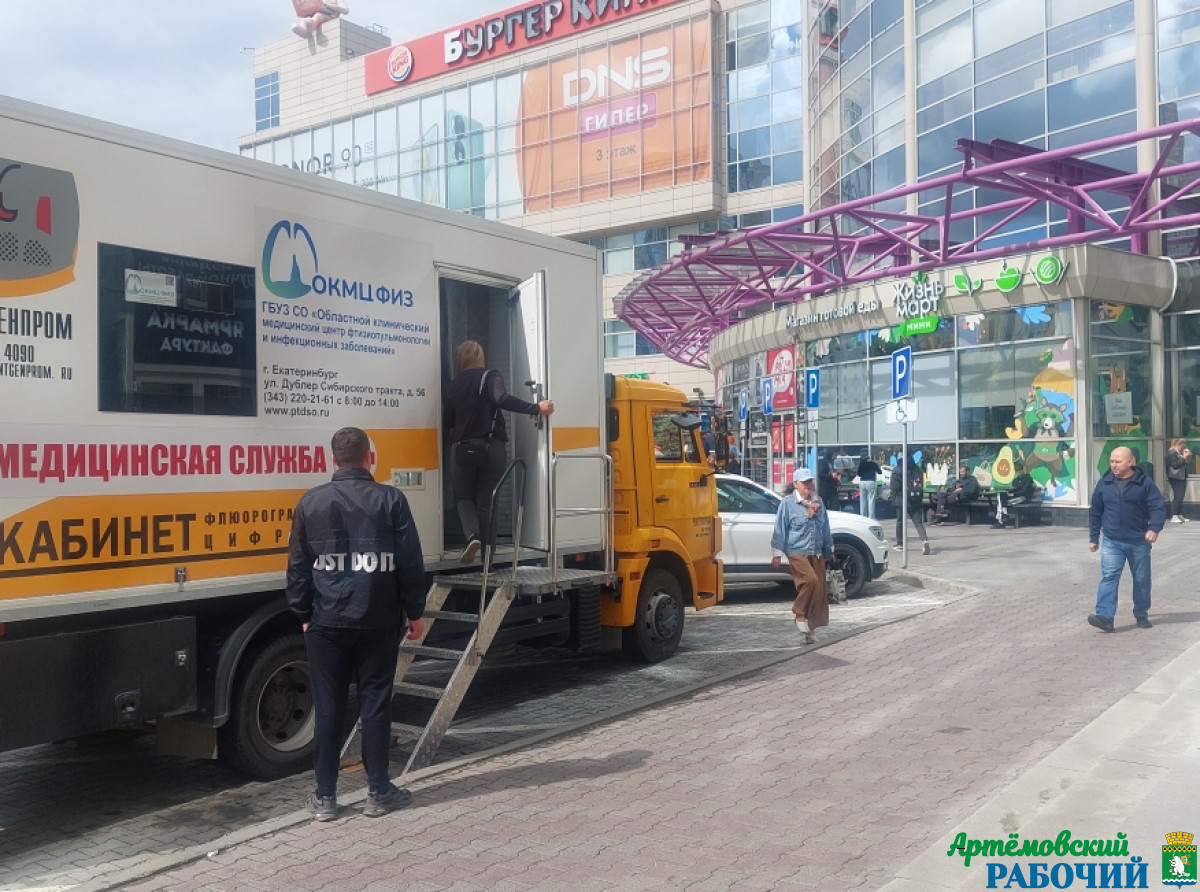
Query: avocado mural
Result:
<box><xmin>996</xmin><ymin>339</ymin><xmax>1077</xmax><ymax>503</ymax></box>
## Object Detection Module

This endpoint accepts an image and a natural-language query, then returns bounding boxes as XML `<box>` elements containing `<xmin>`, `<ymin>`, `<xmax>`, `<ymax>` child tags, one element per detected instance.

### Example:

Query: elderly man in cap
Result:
<box><xmin>771</xmin><ymin>467</ymin><xmax>834</xmax><ymax>644</ymax></box>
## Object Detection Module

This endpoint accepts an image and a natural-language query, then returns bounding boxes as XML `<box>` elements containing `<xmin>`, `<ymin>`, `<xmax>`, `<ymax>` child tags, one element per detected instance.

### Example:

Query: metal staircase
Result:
<box><xmin>340</xmin><ymin>454</ymin><xmax>616</xmax><ymax>776</ymax></box>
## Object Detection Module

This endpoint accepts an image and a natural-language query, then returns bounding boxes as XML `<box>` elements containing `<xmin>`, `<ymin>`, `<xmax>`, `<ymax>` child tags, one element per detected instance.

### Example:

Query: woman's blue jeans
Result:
<box><xmin>1095</xmin><ymin>537</ymin><xmax>1152</xmax><ymax>620</ymax></box>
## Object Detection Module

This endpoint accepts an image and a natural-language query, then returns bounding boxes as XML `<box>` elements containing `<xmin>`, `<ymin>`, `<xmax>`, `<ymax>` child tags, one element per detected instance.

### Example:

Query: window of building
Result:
<box><xmin>1090</xmin><ymin>301</ymin><xmax>1153</xmax><ymax>439</ymax></box>
<box><xmin>727</xmin><ymin>0</ymin><xmax>803</xmax><ymax>194</ymax></box>
<box><xmin>254</xmin><ymin>72</ymin><xmax>279</xmax><ymax>131</ymax></box>
<box><xmin>1166</xmin><ymin>313</ymin><xmax>1200</xmax><ymax>464</ymax></box>
<box><xmin>604</xmin><ymin>320</ymin><xmax>663</xmax><ymax>358</ymax></box>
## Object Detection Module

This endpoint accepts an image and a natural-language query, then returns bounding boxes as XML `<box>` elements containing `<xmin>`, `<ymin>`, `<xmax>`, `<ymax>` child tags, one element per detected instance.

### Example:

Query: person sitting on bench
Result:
<box><xmin>994</xmin><ymin>462</ymin><xmax>1040</xmax><ymax>527</ymax></box>
<box><xmin>934</xmin><ymin>465</ymin><xmax>979</xmax><ymax>522</ymax></box>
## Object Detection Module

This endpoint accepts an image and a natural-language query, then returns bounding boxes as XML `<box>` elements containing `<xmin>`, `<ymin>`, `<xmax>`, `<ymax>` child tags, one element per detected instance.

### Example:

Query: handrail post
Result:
<box><xmin>478</xmin><ymin>457</ymin><xmax>527</xmax><ymax>632</ymax></box>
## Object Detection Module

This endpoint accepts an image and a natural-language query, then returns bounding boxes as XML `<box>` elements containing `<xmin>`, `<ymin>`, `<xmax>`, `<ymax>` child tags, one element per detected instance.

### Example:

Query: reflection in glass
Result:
<box><xmin>1046</xmin><ymin>60</ymin><xmax>1135</xmax><ymax>130</ymax></box>
<box><xmin>1092</xmin><ymin>337</ymin><xmax>1153</xmax><ymax>438</ymax></box>
<box><xmin>1049</xmin><ymin>1</ymin><xmax>1133</xmax><ymax>53</ymax></box>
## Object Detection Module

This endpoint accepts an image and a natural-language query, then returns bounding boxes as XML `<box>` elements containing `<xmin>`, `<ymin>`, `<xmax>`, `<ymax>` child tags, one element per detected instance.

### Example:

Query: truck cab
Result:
<box><xmin>604</xmin><ymin>375</ymin><xmax>722</xmax><ymax>660</ymax></box>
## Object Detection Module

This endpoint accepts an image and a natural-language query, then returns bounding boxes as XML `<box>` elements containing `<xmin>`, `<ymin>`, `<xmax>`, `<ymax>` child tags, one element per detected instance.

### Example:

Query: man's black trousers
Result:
<box><xmin>305</xmin><ymin>623</ymin><xmax>400</xmax><ymax>797</ymax></box>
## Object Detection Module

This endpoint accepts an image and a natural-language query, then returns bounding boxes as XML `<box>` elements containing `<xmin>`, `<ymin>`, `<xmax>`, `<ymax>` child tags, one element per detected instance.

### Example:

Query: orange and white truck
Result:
<box><xmin>0</xmin><ymin>97</ymin><xmax>722</xmax><ymax>778</ymax></box>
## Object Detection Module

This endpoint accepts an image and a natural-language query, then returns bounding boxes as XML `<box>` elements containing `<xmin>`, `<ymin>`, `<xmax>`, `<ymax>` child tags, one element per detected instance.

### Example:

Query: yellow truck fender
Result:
<box><xmin>603</xmin><ymin>526</ymin><xmax>719</xmax><ymax>628</ymax></box>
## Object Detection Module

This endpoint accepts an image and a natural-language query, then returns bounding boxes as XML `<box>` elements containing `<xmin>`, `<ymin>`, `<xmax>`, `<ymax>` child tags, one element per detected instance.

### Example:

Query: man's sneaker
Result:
<box><xmin>1136</xmin><ymin>616</ymin><xmax>1153</xmax><ymax>629</ymax></box>
<box><xmin>922</xmin><ymin>541</ymin><xmax>931</xmax><ymax>556</ymax></box>
<box><xmin>308</xmin><ymin>793</ymin><xmax>338</xmax><ymax>822</ymax></box>
<box><xmin>1087</xmin><ymin>614</ymin><xmax>1115</xmax><ymax>632</ymax></box>
<box><xmin>795</xmin><ymin>617</ymin><xmax>810</xmax><ymax>635</ymax></box>
<box><xmin>1170</xmin><ymin>516</ymin><xmax>1185</xmax><ymax>524</ymax></box>
<box><xmin>363</xmin><ymin>783</ymin><xmax>412</xmax><ymax>817</ymax></box>
<box><xmin>459</xmin><ymin>537</ymin><xmax>481</xmax><ymax>564</ymax></box>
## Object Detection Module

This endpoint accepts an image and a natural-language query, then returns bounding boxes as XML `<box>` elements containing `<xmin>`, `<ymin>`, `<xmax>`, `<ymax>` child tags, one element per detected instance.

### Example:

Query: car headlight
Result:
<box><xmin>868</xmin><ymin>524</ymin><xmax>885</xmax><ymax>542</ymax></box>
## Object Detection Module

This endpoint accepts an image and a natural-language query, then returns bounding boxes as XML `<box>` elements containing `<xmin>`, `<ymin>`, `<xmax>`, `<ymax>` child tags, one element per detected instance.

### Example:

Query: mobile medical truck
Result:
<box><xmin>0</xmin><ymin>97</ymin><xmax>722</xmax><ymax>778</ymax></box>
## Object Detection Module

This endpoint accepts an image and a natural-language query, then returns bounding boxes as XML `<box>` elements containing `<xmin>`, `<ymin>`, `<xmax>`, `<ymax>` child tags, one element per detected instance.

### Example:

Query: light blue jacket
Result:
<box><xmin>771</xmin><ymin>491</ymin><xmax>834</xmax><ymax>557</ymax></box>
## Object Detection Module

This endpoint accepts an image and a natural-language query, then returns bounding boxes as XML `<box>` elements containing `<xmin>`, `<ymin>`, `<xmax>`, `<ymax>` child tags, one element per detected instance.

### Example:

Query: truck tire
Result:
<box><xmin>622</xmin><ymin>568</ymin><xmax>684</xmax><ymax>663</ymax></box>
<box><xmin>219</xmin><ymin>634</ymin><xmax>314</xmax><ymax>780</ymax></box>
<box><xmin>832</xmin><ymin>541</ymin><xmax>868</xmax><ymax>599</ymax></box>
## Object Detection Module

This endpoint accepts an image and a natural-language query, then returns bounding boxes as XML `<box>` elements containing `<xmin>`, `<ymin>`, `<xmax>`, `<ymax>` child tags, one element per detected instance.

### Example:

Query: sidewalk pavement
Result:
<box><xmin>101</xmin><ymin>523</ymin><xmax>1200</xmax><ymax>892</ymax></box>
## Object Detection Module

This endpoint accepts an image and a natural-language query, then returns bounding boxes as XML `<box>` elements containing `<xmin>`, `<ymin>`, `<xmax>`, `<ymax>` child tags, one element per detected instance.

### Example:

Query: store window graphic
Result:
<box><xmin>0</xmin><ymin>159</ymin><xmax>80</xmax><ymax>297</ymax></box>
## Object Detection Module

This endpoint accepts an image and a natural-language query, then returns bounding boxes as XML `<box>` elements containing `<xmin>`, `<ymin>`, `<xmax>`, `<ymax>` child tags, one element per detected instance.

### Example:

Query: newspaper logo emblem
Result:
<box><xmin>1164</xmin><ymin>831</ymin><xmax>1197</xmax><ymax>887</ymax></box>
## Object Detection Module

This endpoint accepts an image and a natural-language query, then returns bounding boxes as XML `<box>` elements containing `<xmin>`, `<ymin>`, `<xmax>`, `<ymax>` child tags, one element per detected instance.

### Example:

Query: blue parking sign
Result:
<box><xmin>762</xmin><ymin>378</ymin><xmax>773</xmax><ymax>415</ymax></box>
<box><xmin>738</xmin><ymin>388</ymin><xmax>749</xmax><ymax>421</ymax></box>
<box><xmin>892</xmin><ymin>346</ymin><xmax>912</xmax><ymax>400</ymax></box>
<box><xmin>805</xmin><ymin>369</ymin><xmax>820</xmax><ymax>410</ymax></box>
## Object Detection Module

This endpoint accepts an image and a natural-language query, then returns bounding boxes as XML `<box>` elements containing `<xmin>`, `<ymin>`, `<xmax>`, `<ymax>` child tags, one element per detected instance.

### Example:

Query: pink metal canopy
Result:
<box><xmin>614</xmin><ymin>119</ymin><xmax>1200</xmax><ymax>368</ymax></box>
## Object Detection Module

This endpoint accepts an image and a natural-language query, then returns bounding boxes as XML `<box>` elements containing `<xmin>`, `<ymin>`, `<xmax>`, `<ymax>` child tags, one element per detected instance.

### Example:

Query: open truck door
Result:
<box><xmin>508</xmin><ymin>270</ymin><xmax>551</xmax><ymax>554</ymax></box>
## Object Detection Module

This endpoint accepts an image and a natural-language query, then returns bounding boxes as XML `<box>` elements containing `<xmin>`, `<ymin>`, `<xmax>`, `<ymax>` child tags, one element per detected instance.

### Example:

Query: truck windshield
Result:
<box><xmin>652</xmin><ymin>410</ymin><xmax>701</xmax><ymax>463</ymax></box>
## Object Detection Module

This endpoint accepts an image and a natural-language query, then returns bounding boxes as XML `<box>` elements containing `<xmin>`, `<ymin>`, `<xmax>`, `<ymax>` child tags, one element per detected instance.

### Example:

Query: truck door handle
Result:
<box><xmin>655</xmin><ymin>496</ymin><xmax>669</xmax><ymax>503</ymax></box>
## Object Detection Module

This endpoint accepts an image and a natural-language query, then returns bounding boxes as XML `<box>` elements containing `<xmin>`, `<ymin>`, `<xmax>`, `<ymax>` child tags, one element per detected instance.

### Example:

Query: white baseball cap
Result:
<box><xmin>793</xmin><ymin>467</ymin><xmax>814</xmax><ymax>483</ymax></box>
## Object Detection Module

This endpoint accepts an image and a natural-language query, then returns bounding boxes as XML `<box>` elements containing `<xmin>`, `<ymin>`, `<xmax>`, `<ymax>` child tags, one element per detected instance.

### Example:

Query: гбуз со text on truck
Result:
<box><xmin>0</xmin><ymin>97</ymin><xmax>723</xmax><ymax>779</ymax></box>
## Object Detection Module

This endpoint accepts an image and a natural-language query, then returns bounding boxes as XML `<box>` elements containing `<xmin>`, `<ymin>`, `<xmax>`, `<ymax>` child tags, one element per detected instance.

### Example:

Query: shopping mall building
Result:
<box><xmin>241</xmin><ymin>0</ymin><xmax>1200</xmax><ymax>511</ymax></box>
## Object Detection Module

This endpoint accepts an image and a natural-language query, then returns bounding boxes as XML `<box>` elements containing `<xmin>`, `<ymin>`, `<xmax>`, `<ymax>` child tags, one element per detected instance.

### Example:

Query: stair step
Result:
<box><xmin>425</xmin><ymin>609</ymin><xmax>479</xmax><ymax>623</ymax></box>
<box><xmin>395</xmin><ymin>681</ymin><xmax>445</xmax><ymax>700</ymax></box>
<box><xmin>401</xmin><ymin>643</ymin><xmax>467</xmax><ymax>661</ymax></box>
<box><xmin>389</xmin><ymin>722</ymin><xmax>426</xmax><ymax>738</ymax></box>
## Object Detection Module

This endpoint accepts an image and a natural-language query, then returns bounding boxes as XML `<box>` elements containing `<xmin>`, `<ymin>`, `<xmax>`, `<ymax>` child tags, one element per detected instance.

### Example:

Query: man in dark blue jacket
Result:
<box><xmin>287</xmin><ymin>427</ymin><xmax>427</xmax><ymax>821</ymax></box>
<box><xmin>934</xmin><ymin>464</ymin><xmax>980</xmax><ymax>521</ymax></box>
<box><xmin>1087</xmin><ymin>446</ymin><xmax>1165</xmax><ymax>632</ymax></box>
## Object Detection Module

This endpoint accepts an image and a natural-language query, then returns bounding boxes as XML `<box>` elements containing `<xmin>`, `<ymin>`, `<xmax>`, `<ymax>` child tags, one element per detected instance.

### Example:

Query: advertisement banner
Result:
<box><xmin>767</xmin><ymin>346</ymin><xmax>796</xmax><ymax>410</ymax></box>
<box><xmin>363</xmin><ymin>0</ymin><xmax>688</xmax><ymax>94</ymax></box>
<box><xmin>516</xmin><ymin>15</ymin><xmax>711</xmax><ymax>212</ymax></box>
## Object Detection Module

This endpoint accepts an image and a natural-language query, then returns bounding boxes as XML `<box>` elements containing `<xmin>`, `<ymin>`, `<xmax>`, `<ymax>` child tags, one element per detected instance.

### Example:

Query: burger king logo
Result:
<box><xmin>388</xmin><ymin>45</ymin><xmax>414</xmax><ymax>83</ymax></box>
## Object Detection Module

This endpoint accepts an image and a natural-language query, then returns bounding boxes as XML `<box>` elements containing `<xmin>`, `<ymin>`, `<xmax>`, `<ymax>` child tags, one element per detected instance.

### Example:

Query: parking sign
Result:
<box><xmin>805</xmin><ymin>368</ymin><xmax>820</xmax><ymax>410</ymax></box>
<box><xmin>892</xmin><ymin>346</ymin><xmax>912</xmax><ymax>400</ymax></box>
<box><xmin>762</xmin><ymin>378</ymin><xmax>773</xmax><ymax>415</ymax></box>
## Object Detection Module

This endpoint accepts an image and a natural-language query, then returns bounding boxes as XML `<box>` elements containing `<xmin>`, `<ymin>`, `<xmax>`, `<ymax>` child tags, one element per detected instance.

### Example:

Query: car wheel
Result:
<box><xmin>832</xmin><ymin>542</ymin><xmax>868</xmax><ymax>599</ymax></box>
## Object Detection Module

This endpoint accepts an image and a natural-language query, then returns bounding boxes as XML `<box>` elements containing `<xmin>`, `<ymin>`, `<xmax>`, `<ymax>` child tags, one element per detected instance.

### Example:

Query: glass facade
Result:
<box><xmin>719</xmin><ymin>301</ymin><xmax>1080</xmax><ymax>502</ymax></box>
<box><xmin>725</xmin><ymin>0</ymin><xmax>806</xmax><ymax>193</ymax></box>
<box><xmin>808</xmin><ymin>0</ymin><xmax>907</xmax><ymax>210</ymax></box>
<box><xmin>911</xmin><ymin>0</ymin><xmax>1143</xmax><ymax>252</ymax></box>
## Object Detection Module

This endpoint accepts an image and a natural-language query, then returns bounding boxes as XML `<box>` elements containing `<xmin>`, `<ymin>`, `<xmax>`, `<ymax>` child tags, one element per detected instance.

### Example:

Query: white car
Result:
<box><xmin>715</xmin><ymin>473</ymin><xmax>890</xmax><ymax>598</ymax></box>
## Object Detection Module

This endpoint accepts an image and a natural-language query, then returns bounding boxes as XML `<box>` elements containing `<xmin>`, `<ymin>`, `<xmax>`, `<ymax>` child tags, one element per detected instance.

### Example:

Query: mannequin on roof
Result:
<box><xmin>291</xmin><ymin>0</ymin><xmax>349</xmax><ymax>38</ymax></box>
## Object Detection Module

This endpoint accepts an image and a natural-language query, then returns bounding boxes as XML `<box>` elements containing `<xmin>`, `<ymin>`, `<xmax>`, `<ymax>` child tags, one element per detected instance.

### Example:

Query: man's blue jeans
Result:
<box><xmin>860</xmin><ymin>482</ymin><xmax>876</xmax><ymax>519</ymax></box>
<box><xmin>1095</xmin><ymin>537</ymin><xmax>1152</xmax><ymax>620</ymax></box>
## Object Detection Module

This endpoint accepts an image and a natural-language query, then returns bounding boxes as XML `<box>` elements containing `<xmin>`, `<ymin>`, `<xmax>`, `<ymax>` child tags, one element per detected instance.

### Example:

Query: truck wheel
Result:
<box><xmin>622</xmin><ymin>568</ymin><xmax>684</xmax><ymax>663</ymax></box>
<box><xmin>833</xmin><ymin>543</ymin><xmax>868</xmax><ymax>599</ymax></box>
<box><xmin>219</xmin><ymin>634</ymin><xmax>314</xmax><ymax>780</ymax></box>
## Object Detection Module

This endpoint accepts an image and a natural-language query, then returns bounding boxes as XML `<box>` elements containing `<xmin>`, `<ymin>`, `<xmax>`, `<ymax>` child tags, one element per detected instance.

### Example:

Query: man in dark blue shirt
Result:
<box><xmin>1087</xmin><ymin>446</ymin><xmax>1165</xmax><ymax>632</ymax></box>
